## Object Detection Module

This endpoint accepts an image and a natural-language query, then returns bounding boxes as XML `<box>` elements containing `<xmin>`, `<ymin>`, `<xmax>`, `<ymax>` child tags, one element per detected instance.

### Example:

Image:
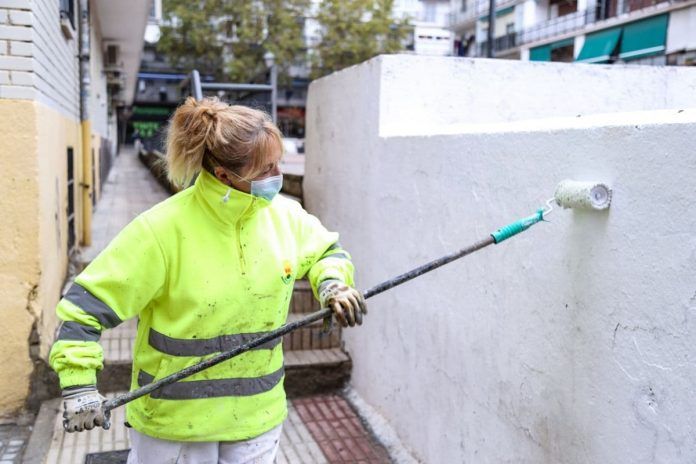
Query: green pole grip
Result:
<box><xmin>491</xmin><ymin>209</ymin><xmax>544</xmax><ymax>244</ymax></box>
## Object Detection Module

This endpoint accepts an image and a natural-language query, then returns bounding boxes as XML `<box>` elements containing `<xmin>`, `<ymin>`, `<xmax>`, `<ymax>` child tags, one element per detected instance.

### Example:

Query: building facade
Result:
<box><xmin>450</xmin><ymin>0</ymin><xmax>696</xmax><ymax>65</ymax></box>
<box><xmin>395</xmin><ymin>0</ymin><xmax>455</xmax><ymax>55</ymax></box>
<box><xmin>0</xmin><ymin>0</ymin><xmax>148</xmax><ymax>416</ymax></box>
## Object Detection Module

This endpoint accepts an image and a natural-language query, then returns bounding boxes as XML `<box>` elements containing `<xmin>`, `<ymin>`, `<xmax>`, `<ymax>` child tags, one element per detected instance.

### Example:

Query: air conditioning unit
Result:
<box><xmin>104</xmin><ymin>43</ymin><xmax>122</xmax><ymax>70</ymax></box>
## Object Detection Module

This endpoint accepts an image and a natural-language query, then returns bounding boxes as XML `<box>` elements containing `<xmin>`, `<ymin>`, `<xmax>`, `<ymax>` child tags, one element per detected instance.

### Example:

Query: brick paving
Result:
<box><xmin>0</xmin><ymin>415</ymin><xmax>33</xmax><ymax>464</ymax></box>
<box><xmin>42</xmin><ymin>393</ymin><xmax>390</xmax><ymax>463</ymax></box>
<box><xmin>293</xmin><ymin>395</ymin><xmax>391</xmax><ymax>463</ymax></box>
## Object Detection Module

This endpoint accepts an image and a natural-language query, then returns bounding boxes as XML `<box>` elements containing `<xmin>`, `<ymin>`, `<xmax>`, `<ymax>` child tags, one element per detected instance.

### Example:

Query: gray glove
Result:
<box><xmin>62</xmin><ymin>386</ymin><xmax>110</xmax><ymax>432</ymax></box>
<box><xmin>318</xmin><ymin>279</ymin><xmax>367</xmax><ymax>328</ymax></box>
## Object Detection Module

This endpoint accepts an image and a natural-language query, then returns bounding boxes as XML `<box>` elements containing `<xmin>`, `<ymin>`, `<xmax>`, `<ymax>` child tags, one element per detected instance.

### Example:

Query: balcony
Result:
<box><xmin>449</xmin><ymin>0</ymin><xmax>520</xmax><ymax>31</ymax></box>
<box><xmin>477</xmin><ymin>32</ymin><xmax>518</xmax><ymax>55</ymax></box>
<box><xmin>518</xmin><ymin>9</ymin><xmax>596</xmax><ymax>44</ymax></box>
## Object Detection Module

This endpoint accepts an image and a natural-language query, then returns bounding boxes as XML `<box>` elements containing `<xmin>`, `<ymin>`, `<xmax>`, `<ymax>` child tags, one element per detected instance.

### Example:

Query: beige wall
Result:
<box><xmin>0</xmin><ymin>100</ymin><xmax>41</xmax><ymax>414</ymax></box>
<box><xmin>36</xmin><ymin>102</ymin><xmax>84</xmax><ymax>360</ymax></box>
<box><xmin>0</xmin><ymin>99</ymin><xmax>83</xmax><ymax>415</ymax></box>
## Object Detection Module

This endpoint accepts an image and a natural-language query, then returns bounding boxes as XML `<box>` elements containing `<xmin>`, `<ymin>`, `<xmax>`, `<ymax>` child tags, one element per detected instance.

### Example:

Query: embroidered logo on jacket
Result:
<box><xmin>281</xmin><ymin>260</ymin><xmax>293</xmax><ymax>284</ymax></box>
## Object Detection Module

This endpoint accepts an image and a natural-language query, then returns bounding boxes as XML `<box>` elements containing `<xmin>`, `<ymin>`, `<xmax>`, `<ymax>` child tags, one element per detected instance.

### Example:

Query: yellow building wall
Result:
<box><xmin>0</xmin><ymin>99</ymin><xmax>87</xmax><ymax>415</ymax></box>
<box><xmin>0</xmin><ymin>100</ymin><xmax>41</xmax><ymax>415</ymax></box>
<box><xmin>35</xmin><ymin>102</ymin><xmax>84</xmax><ymax>360</ymax></box>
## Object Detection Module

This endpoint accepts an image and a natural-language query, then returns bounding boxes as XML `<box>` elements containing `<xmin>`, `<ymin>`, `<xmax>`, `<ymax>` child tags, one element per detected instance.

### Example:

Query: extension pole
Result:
<box><xmin>104</xmin><ymin>209</ymin><xmax>546</xmax><ymax>413</ymax></box>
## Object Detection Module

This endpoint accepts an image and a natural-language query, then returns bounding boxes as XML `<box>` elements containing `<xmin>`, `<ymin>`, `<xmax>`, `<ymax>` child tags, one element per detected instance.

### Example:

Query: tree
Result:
<box><xmin>311</xmin><ymin>0</ymin><xmax>410</xmax><ymax>79</ymax></box>
<box><xmin>157</xmin><ymin>0</ymin><xmax>410</xmax><ymax>83</ymax></box>
<box><xmin>158</xmin><ymin>0</ymin><xmax>310</xmax><ymax>84</ymax></box>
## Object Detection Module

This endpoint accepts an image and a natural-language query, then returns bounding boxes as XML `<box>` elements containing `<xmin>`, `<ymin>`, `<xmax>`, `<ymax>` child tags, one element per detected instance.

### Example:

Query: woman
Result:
<box><xmin>49</xmin><ymin>97</ymin><xmax>366</xmax><ymax>463</ymax></box>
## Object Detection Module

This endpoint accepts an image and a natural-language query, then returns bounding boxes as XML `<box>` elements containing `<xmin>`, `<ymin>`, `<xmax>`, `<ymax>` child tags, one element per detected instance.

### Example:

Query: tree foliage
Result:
<box><xmin>311</xmin><ymin>0</ymin><xmax>410</xmax><ymax>79</ymax></box>
<box><xmin>157</xmin><ymin>0</ymin><xmax>410</xmax><ymax>83</ymax></box>
<box><xmin>159</xmin><ymin>0</ymin><xmax>309</xmax><ymax>84</ymax></box>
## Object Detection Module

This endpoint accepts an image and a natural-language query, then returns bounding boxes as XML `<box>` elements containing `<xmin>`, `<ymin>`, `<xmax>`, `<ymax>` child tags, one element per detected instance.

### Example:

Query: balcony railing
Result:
<box><xmin>518</xmin><ymin>9</ymin><xmax>596</xmax><ymax>44</ymax></box>
<box><xmin>477</xmin><ymin>32</ymin><xmax>518</xmax><ymax>55</ymax></box>
<box><xmin>449</xmin><ymin>0</ymin><xmax>520</xmax><ymax>29</ymax></box>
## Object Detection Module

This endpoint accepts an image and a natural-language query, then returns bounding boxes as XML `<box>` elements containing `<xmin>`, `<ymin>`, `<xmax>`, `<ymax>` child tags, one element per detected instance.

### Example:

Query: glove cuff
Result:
<box><xmin>62</xmin><ymin>385</ymin><xmax>97</xmax><ymax>398</ymax></box>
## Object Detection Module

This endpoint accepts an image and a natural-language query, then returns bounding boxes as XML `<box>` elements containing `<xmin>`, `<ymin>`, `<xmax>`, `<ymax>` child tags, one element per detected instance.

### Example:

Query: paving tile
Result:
<box><xmin>0</xmin><ymin>423</ymin><xmax>31</xmax><ymax>464</ymax></box>
<box><xmin>292</xmin><ymin>394</ymin><xmax>391</xmax><ymax>463</ymax></box>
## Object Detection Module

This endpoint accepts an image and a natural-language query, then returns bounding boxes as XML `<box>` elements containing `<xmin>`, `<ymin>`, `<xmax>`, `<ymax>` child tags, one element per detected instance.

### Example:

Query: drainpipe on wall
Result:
<box><xmin>487</xmin><ymin>0</ymin><xmax>496</xmax><ymax>58</ymax></box>
<box><xmin>79</xmin><ymin>0</ymin><xmax>92</xmax><ymax>246</ymax></box>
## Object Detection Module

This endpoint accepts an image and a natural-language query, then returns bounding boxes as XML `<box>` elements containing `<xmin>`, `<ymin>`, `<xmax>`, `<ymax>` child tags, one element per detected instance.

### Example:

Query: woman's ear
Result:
<box><xmin>213</xmin><ymin>166</ymin><xmax>232</xmax><ymax>186</ymax></box>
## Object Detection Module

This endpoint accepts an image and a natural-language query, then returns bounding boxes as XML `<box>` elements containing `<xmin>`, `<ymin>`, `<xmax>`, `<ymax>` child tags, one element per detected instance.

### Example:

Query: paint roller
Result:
<box><xmin>100</xmin><ymin>179</ymin><xmax>612</xmax><ymax>418</ymax></box>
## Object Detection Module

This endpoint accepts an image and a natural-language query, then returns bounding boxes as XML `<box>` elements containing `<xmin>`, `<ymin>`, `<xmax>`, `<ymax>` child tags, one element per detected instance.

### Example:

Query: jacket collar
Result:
<box><xmin>193</xmin><ymin>169</ymin><xmax>271</xmax><ymax>227</ymax></box>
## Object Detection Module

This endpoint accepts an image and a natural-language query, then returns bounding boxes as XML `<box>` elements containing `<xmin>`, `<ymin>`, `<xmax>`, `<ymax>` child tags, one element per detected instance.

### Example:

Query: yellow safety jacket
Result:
<box><xmin>48</xmin><ymin>169</ymin><xmax>354</xmax><ymax>441</ymax></box>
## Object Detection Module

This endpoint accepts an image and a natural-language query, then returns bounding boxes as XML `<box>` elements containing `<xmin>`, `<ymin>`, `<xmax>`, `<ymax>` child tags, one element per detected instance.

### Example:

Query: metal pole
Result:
<box><xmin>270</xmin><ymin>64</ymin><xmax>277</xmax><ymax>124</ymax></box>
<box><xmin>103</xmin><ymin>235</ymin><xmax>496</xmax><ymax>413</ymax></box>
<box><xmin>487</xmin><ymin>0</ymin><xmax>495</xmax><ymax>58</ymax></box>
<box><xmin>190</xmin><ymin>70</ymin><xmax>203</xmax><ymax>101</ymax></box>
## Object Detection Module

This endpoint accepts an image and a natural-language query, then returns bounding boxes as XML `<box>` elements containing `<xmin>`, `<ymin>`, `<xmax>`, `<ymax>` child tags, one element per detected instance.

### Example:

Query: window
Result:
<box><xmin>59</xmin><ymin>0</ymin><xmax>76</xmax><ymax>29</ymax></box>
<box><xmin>506</xmin><ymin>23</ymin><xmax>515</xmax><ymax>35</ymax></box>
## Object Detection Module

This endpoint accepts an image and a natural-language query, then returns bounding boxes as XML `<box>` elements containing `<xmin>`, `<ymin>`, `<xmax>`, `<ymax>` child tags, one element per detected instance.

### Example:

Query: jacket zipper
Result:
<box><xmin>236</xmin><ymin>198</ymin><xmax>255</xmax><ymax>274</ymax></box>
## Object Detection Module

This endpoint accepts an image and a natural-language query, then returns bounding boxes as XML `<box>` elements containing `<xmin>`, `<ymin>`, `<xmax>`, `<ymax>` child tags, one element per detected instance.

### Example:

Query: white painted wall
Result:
<box><xmin>89</xmin><ymin>13</ymin><xmax>109</xmax><ymax>138</ymax></box>
<box><xmin>31</xmin><ymin>0</ymin><xmax>81</xmax><ymax>118</ymax></box>
<box><xmin>0</xmin><ymin>0</ymin><xmax>80</xmax><ymax>117</ymax></box>
<box><xmin>667</xmin><ymin>5</ymin><xmax>696</xmax><ymax>54</ymax></box>
<box><xmin>375</xmin><ymin>55</ymin><xmax>696</xmax><ymax>136</ymax></box>
<box><xmin>413</xmin><ymin>23</ymin><xmax>453</xmax><ymax>55</ymax></box>
<box><xmin>305</xmin><ymin>55</ymin><xmax>696</xmax><ymax>463</ymax></box>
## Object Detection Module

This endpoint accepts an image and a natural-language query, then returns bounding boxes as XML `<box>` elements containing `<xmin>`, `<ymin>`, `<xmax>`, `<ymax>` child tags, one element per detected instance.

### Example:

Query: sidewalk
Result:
<box><xmin>27</xmin><ymin>147</ymin><xmax>391</xmax><ymax>463</ymax></box>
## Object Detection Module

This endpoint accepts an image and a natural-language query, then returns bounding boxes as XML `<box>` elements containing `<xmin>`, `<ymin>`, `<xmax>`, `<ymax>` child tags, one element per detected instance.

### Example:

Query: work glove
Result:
<box><xmin>62</xmin><ymin>385</ymin><xmax>110</xmax><ymax>432</ymax></box>
<box><xmin>318</xmin><ymin>279</ymin><xmax>367</xmax><ymax>328</ymax></box>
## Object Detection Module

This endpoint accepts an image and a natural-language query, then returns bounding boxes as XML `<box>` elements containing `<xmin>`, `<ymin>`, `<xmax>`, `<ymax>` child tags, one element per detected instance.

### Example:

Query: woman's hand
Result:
<box><xmin>62</xmin><ymin>386</ymin><xmax>110</xmax><ymax>432</ymax></box>
<box><xmin>318</xmin><ymin>279</ymin><xmax>367</xmax><ymax>327</ymax></box>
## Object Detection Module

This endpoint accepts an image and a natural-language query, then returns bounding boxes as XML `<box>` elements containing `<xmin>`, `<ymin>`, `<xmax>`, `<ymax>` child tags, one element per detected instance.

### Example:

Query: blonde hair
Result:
<box><xmin>165</xmin><ymin>97</ymin><xmax>283</xmax><ymax>188</ymax></box>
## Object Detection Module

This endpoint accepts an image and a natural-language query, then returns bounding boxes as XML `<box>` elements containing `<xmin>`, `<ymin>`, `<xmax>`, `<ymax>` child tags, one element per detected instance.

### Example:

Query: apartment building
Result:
<box><xmin>450</xmin><ymin>0</ymin><xmax>696</xmax><ymax>65</ymax></box>
<box><xmin>0</xmin><ymin>0</ymin><xmax>149</xmax><ymax>415</ymax></box>
<box><xmin>396</xmin><ymin>0</ymin><xmax>455</xmax><ymax>55</ymax></box>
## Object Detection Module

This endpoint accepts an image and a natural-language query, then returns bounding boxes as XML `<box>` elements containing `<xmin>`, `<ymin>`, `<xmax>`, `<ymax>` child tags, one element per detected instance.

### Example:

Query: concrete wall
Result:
<box><xmin>376</xmin><ymin>55</ymin><xmax>696</xmax><ymax>136</ymax></box>
<box><xmin>305</xmin><ymin>55</ymin><xmax>696</xmax><ymax>463</ymax></box>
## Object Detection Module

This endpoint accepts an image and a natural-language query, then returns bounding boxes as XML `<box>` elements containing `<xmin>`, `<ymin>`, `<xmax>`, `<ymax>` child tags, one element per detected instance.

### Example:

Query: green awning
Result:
<box><xmin>530</xmin><ymin>38</ymin><xmax>574</xmax><ymax>61</ymax></box>
<box><xmin>551</xmin><ymin>38</ymin><xmax>575</xmax><ymax>49</ymax></box>
<box><xmin>619</xmin><ymin>14</ymin><xmax>668</xmax><ymax>60</ymax></box>
<box><xmin>575</xmin><ymin>27</ymin><xmax>622</xmax><ymax>63</ymax></box>
<box><xmin>530</xmin><ymin>44</ymin><xmax>551</xmax><ymax>61</ymax></box>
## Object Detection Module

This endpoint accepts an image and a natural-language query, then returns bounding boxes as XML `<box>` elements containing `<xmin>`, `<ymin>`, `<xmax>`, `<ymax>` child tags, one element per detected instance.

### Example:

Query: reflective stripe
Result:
<box><xmin>323</xmin><ymin>252</ymin><xmax>350</xmax><ymax>260</ymax></box>
<box><xmin>137</xmin><ymin>366</ymin><xmax>285</xmax><ymax>399</ymax></box>
<box><xmin>64</xmin><ymin>283</ymin><xmax>122</xmax><ymax>329</ymax></box>
<box><xmin>326</xmin><ymin>242</ymin><xmax>342</xmax><ymax>251</ymax></box>
<box><xmin>56</xmin><ymin>321</ymin><xmax>101</xmax><ymax>342</ymax></box>
<box><xmin>323</xmin><ymin>242</ymin><xmax>349</xmax><ymax>260</ymax></box>
<box><xmin>148</xmin><ymin>328</ymin><xmax>281</xmax><ymax>357</ymax></box>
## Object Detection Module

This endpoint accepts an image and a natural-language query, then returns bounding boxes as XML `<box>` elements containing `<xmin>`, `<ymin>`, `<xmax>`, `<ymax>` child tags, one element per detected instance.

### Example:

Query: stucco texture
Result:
<box><xmin>305</xmin><ymin>56</ymin><xmax>696</xmax><ymax>463</ymax></box>
<box><xmin>0</xmin><ymin>100</ymin><xmax>82</xmax><ymax>415</ymax></box>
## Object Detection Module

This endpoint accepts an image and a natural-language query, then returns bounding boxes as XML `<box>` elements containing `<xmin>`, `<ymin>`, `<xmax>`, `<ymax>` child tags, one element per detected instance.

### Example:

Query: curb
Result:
<box><xmin>22</xmin><ymin>398</ymin><xmax>60</xmax><ymax>464</ymax></box>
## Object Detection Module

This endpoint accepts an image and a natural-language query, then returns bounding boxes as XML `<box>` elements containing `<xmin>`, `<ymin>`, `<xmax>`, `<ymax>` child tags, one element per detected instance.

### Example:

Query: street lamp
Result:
<box><xmin>263</xmin><ymin>51</ymin><xmax>277</xmax><ymax>123</ymax></box>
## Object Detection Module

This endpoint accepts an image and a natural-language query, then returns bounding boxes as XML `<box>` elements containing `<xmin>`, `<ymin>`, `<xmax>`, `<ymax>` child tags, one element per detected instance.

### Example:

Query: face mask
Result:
<box><xmin>250</xmin><ymin>174</ymin><xmax>283</xmax><ymax>202</ymax></box>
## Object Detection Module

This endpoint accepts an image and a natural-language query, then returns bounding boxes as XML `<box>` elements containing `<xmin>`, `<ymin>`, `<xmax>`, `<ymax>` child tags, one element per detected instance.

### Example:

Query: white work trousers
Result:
<box><xmin>126</xmin><ymin>424</ymin><xmax>282</xmax><ymax>464</ymax></box>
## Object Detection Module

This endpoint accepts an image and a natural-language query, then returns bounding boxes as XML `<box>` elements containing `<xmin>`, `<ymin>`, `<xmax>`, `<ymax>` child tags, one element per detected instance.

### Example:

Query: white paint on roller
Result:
<box><xmin>305</xmin><ymin>55</ymin><xmax>696</xmax><ymax>464</ymax></box>
<box><xmin>554</xmin><ymin>180</ymin><xmax>613</xmax><ymax>210</ymax></box>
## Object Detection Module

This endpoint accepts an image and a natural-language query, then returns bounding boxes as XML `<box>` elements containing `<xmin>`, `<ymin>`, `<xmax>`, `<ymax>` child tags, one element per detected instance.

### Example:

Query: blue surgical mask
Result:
<box><xmin>250</xmin><ymin>174</ymin><xmax>283</xmax><ymax>202</ymax></box>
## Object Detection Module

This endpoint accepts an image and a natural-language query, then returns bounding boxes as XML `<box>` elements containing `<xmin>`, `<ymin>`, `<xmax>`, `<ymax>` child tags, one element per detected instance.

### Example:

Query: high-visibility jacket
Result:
<box><xmin>48</xmin><ymin>169</ymin><xmax>354</xmax><ymax>441</ymax></box>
